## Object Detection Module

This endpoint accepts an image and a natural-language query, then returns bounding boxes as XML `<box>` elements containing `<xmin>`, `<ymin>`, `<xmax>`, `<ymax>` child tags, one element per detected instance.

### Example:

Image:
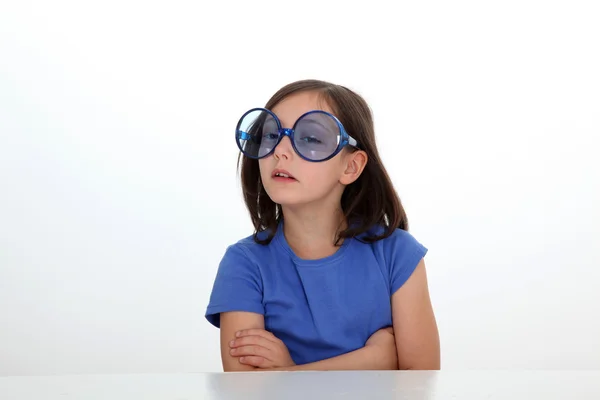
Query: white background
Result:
<box><xmin>1</xmin><ymin>0</ymin><xmax>599</xmax><ymax>375</ymax></box>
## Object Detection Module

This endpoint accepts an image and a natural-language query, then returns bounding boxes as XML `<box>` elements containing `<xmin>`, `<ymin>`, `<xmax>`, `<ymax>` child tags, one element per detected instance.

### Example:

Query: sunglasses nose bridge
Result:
<box><xmin>279</xmin><ymin>128</ymin><xmax>294</xmax><ymax>138</ymax></box>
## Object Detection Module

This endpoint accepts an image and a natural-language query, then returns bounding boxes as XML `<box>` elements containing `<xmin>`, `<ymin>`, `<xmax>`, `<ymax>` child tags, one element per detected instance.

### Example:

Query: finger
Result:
<box><xmin>230</xmin><ymin>335</ymin><xmax>274</xmax><ymax>350</ymax></box>
<box><xmin>236</xmin><ymin>329</ymin><xmax>279</xmax><ymax>342</ymax></box>
<box><xmin>239</xmin><ymin>356</ymin><xmax>269</xmax><ymax>368</ymax></box>
<box><xmin>230</xmin><ymin>344</ymin><xmax>271</xmax><ymax>359</ymax></box>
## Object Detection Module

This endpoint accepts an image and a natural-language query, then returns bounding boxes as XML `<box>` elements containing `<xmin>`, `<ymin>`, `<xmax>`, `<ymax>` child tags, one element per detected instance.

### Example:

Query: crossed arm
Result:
<box><xmin>220</xmin><ymin>258</ymin><xmax>440</xmax><ymax>371</ymax></box>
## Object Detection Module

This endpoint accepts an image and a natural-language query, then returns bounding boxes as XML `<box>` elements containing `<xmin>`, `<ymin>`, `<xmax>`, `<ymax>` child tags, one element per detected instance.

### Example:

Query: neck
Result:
<box><xmin>280</xmin><ymin>203</ymin><xmax>347</xmax><ymax>260</ymax></box>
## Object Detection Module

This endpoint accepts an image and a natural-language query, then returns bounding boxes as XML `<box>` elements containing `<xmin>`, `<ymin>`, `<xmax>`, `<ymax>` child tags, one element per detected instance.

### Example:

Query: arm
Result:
<box><xmin>231</xmin><ymin>326</ymin><xmax>397</xmax><ymax>371</ymax></box>
<box><xmin>219</xmin><ymin>311</ymin><xmax>265</xmax><ymax>371</ymax></box>
<box><xmin>265</xmin><ymin>328</ymin><xmax>397</xmax><ymax>371</ymax></box>
<box><xmin>391</xmin><ymin>258</ymin><xmax>441</xmax><ymax>370</ymax></box>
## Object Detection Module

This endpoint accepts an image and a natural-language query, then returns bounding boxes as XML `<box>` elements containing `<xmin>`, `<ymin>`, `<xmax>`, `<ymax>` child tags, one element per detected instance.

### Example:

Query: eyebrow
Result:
<box><xmin>298</xmin><ymin>117</ymin><xmax>333</xmax><ymax>131</ymax></box>
<box><xmin>267</xmin><ymin>113</ymin><xmax>334</xmax><ymax>130</ymax></box>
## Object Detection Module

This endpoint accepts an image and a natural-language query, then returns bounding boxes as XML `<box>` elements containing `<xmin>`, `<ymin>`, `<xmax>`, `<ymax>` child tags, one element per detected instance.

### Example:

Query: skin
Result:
<box><xmin>220</xmin><ymin>91</ymin><xmax>440</xmax><ymax>371</ymax></box>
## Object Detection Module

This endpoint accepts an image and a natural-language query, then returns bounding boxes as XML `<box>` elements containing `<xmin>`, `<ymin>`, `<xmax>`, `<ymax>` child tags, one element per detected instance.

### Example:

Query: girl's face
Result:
<box><xmin>258</xmin><ymin>91</ymin><xmax>364</xmax><ymax>209</ymax></box>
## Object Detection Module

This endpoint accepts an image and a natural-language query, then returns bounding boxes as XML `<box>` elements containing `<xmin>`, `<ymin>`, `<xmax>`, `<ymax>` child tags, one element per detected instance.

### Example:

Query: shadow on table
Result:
<box><xmin>205</xmin><ymin>370</ymin><xmax>439</xmax><ymax>399</ymax></box>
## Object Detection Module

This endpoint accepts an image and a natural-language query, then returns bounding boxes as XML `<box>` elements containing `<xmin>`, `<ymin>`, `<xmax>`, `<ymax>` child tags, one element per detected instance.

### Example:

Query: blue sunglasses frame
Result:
<box><xmin>236</xmin><ymin>107</ymin><xmax>359</xmax><ymax>162</ymax></box>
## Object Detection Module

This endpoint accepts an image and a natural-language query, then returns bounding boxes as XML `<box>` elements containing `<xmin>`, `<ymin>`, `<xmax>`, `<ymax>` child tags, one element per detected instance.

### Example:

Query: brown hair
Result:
<box><xmin>238</xmin><ymin>79</ymin><xmax>408</xmax><ymax>245</ymax></box>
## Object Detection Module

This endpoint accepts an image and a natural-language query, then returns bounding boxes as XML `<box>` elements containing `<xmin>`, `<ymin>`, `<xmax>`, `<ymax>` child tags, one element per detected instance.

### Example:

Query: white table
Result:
<box><xmin>1</xmin><ymin>370</ymin><xmax>599</xmax><ymax>399</ymax></box>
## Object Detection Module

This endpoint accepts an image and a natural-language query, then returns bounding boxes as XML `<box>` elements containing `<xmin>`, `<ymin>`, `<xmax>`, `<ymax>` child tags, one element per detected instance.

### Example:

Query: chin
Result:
<box><xmin>263</xmin><ymin>187</ymin><xmax>309</xmax><ymax>207</ymax></box>
<box><xmin>265</xmin><ymin>193</ymin><xmax>305</xmax><ymax>207</ymax></box>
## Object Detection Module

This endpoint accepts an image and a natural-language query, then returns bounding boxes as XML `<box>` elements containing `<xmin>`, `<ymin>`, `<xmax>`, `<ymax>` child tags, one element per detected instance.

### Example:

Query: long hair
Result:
<box><xmin>238</xmin><ymin>79</ymin><xmax>408</xmax><ymax>245</ymax></box>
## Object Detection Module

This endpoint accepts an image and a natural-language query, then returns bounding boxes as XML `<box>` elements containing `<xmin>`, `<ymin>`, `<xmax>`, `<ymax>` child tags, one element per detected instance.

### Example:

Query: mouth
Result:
<box><xmin>272</xmin><ymin>169</ymin><xmax>297</xmax><ymax>182</ymax></box>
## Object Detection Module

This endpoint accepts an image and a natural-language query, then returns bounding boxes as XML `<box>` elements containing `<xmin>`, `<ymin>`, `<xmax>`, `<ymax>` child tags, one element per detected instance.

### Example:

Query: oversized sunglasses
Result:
<box><xmin>235</xmin><ymin>108</ymin><xmax>359</xmax><ymax>162</ymax></box>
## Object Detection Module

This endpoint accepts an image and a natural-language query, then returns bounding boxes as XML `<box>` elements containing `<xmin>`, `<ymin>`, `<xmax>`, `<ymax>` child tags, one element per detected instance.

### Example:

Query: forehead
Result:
<box><xmin>270</xmin><ymin>91</ymin><xmax>335</xmax><ymax>127</ymax></box>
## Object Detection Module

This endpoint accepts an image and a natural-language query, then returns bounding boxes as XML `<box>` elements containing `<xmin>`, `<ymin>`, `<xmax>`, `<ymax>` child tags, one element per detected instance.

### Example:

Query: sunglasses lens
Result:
<box><xmin>236</xmin><ymin>109</ymin><xmax>280</xmax><ymax>159</ymax></box>
<box><xmin>293</xmin><ymin>112</ymin><xmax>341</xmax><ymax>161</ymax></box>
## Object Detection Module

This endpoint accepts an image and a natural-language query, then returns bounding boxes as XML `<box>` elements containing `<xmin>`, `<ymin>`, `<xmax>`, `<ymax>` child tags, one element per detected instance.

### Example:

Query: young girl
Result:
<box><xmin>205</xmin><ymin>79</ymin><xmax>440</xmax><ymax>371</ymax></box>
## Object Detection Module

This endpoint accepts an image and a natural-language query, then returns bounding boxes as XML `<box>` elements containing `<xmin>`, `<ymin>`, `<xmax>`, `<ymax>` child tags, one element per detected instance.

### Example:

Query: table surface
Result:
<box><xmin>1</xmin><ymin>370</ymin><xmax>599</xmax><ymax>399</ymax></box>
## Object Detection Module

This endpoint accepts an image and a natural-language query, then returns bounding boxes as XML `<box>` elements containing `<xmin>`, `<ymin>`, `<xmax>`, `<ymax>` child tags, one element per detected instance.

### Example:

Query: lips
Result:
<box><xmin>272</xmin><ymin>169</ymin><xmax>296</xmax><ymax>180</ymax></box>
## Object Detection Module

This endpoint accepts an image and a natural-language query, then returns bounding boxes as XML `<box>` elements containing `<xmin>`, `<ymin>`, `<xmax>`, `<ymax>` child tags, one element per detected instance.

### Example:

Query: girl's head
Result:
<box><xmin>237</xmin><ymin>79</ymin><xmax>408</xmax><ymax>244</ymax></box>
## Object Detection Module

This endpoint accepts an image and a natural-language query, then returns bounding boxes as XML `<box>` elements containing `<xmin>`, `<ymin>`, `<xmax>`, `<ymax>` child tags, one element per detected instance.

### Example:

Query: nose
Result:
<box><xmin>273</xmin><ymin>134</ymin><xmax>293</xmax><ymax>160</ymax></box>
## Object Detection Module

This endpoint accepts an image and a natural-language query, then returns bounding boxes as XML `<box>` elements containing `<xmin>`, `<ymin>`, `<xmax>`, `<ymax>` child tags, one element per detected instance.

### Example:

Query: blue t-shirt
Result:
<box><xmin>205</xmin><ymin>223</ymin><xmax>428</xmax><ymax>365</ymax></box>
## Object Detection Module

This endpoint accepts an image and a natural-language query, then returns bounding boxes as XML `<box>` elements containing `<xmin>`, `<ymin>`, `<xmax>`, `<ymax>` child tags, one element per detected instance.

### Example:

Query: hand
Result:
<box><xmin>229</xmin><ymin>329</ymin><xmax>296</xmax><ymax>369</ymax></box>
<box><xmin>365</xmin><ymin>327</ymin><xmax>398</xmax><ymax>369</ymax></box>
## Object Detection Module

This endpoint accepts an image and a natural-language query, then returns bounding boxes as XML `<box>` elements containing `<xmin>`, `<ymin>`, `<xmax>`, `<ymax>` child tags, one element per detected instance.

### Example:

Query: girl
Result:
<box><xmin>205</xmin><ymin>79</ymin><xmax>440</xmax><ymax>371</ymax></box>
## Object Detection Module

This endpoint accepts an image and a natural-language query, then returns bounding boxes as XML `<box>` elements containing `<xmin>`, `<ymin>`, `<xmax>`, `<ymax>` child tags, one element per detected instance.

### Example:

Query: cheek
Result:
<box><xmin>258</xmin><ymin>160</ymin><xmax>270</xmax><ymax>180</ymax></box>
<box><xmin>303</xmin><ymin>164</ymin><xmax>341</xmax><ymax>188</ymax></box>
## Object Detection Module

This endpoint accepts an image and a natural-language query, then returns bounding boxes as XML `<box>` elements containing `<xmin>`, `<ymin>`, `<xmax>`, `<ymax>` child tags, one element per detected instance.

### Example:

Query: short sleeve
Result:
<box><xmin>389</xmin><ymin>230</ymin><xmax>428</xmax><ymax>295</ymax></box>
<box><xmin>205</xmin><ymin>244</ymin><xmax>265</xmax><ymax>328</ymax></box>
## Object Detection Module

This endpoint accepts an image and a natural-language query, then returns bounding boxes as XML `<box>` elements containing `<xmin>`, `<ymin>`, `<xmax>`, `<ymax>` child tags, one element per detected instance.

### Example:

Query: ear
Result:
<box><xmin>339</xmin><ymin>150</ymin><xmax>368</xmax><ymax>185</ymax></box>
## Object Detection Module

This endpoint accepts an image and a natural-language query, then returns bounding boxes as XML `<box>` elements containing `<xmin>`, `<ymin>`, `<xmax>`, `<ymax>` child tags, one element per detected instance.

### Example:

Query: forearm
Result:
<box><xmin>266</xmin><ymin>345</ymin><xmax>397</xmax><ymax>371</ymax></box>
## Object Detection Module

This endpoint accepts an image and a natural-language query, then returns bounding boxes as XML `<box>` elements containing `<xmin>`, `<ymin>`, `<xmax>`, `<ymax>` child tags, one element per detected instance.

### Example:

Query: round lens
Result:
<box><xmin>236</xmin><ymin>109</ymin><xmax>280</xmax><ymax>159</ymax></box>
<box><xmin>293</xmin><ymin>112</ymin><xmax>341</xmax><ymax>161</ymax></box>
